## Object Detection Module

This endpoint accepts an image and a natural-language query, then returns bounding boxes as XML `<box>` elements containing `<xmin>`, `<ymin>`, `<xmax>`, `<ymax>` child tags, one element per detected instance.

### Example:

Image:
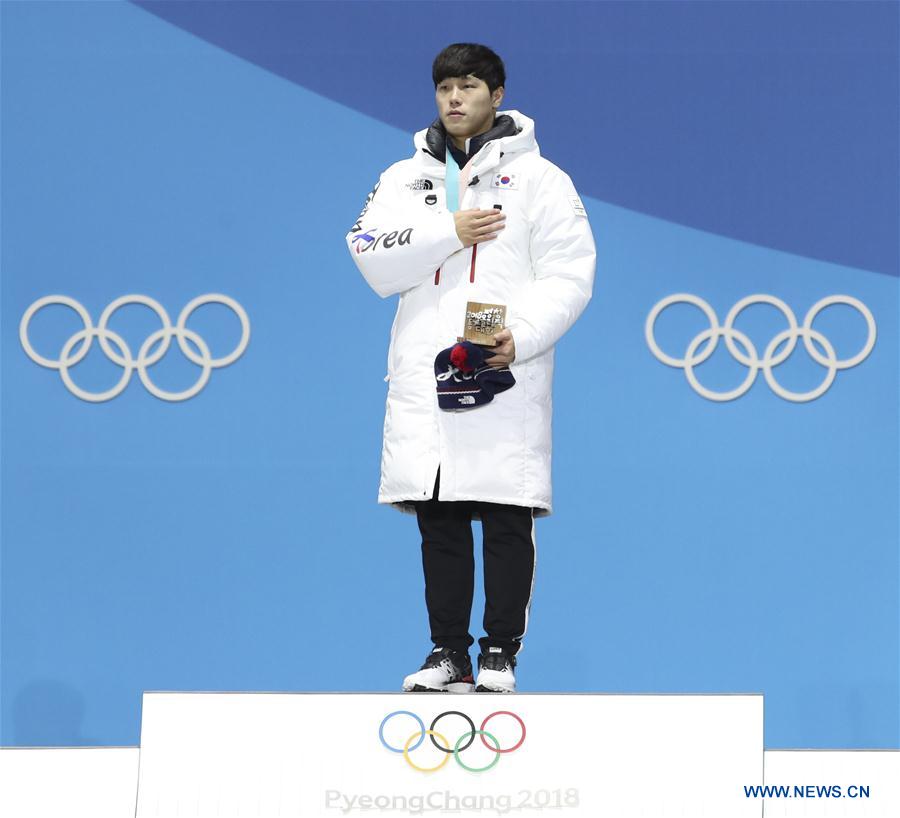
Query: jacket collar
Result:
<box><xmin>424</xmin><ymin>114</ymin><xmax>519</xmax><ymax>162</ymax></box>
<box><xmin>413</xmin><ymin>110</ymin><xmax>539</xmax><ymax>177</ymax></box>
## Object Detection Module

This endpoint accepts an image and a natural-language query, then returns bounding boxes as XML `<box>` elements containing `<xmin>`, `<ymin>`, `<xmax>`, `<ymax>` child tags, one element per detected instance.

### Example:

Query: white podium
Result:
<box><xmin>135</xmin><ymin>691</ymin><xmax>763</xmax><ymax>817</ymax></box>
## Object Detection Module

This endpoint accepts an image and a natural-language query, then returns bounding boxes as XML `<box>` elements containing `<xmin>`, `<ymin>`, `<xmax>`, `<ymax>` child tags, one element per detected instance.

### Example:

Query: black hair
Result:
<box><xmin>432</xmin><ymin>43</ymin><xmax>506</xmax><ymax>93</ymax></box>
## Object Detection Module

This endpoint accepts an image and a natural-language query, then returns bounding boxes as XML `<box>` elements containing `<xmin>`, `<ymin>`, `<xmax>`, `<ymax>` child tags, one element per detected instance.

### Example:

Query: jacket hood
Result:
<box><xmin>413</xmin><ymin>110</ymin><xmax>539</xmax><ymax>165</ymax></box>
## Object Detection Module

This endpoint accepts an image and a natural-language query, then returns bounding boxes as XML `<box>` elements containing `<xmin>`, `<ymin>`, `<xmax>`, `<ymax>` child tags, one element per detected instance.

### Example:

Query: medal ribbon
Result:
<box><xmin>444</xmin><ymin>144</ymin><xmax>460</xmax><ymax>212</ymax></box>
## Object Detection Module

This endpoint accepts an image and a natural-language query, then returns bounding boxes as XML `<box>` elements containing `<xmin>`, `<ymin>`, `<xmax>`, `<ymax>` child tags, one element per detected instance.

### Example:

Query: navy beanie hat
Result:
<box><xmin>434</xmin><ymin>341</ymin><xmax>516</xmax><ymax>410</ymax></box>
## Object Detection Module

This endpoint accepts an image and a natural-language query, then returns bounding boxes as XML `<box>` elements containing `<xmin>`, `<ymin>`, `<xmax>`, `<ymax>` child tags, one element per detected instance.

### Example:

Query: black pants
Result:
<box><xmin>414</xmin><ymin>467</ymin><xmax>536</xmax><ymax>657</ymax></box>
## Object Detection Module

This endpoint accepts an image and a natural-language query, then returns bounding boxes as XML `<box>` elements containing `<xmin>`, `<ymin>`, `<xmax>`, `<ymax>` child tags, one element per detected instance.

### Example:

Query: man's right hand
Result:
<box><xmin>454</xmin><ymin>209</ymin><xmax>506</xmax><ymax>247</ymax></box>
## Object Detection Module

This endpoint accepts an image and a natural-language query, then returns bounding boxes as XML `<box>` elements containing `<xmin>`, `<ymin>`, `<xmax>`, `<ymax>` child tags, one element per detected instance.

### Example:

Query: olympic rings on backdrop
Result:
<box><xmin>379</xmin><ymin>710</ymin><xmax>526</xmax><ymax>772</ymax></box>
<box><xmin>645</xmin><ymin>294</ymin><xmax>876</xmax><ymax>402</ymax></box>
<box><xmin>19</xmin><ymin>294</ymin><xmax>250</xmax><ymax>402</ymax></box>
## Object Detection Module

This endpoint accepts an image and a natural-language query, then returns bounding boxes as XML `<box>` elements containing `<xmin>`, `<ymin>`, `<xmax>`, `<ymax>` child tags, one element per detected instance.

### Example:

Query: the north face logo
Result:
<box><xmin>405</xmin><ymin>179</ymin><xmax>433</xmax><ymax>191</ymax></box>
<box><xmin>458</xmin><ymin>395</ymin><xmax>476</xmax><ymax>405</ymax></box>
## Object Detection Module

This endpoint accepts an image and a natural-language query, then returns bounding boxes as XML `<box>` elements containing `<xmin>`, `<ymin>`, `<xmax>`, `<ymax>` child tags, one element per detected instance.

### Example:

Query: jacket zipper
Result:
<box><xmin>434</xmin><ymin>247</ymin><xmax>477</xmax><ymax>285</ymax></box>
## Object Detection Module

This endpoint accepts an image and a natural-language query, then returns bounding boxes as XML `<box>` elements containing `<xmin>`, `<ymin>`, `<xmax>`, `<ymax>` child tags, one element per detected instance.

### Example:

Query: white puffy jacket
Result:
<box><xmin>347</xmin><ymin>110</ymin><xmax>596</xmax><ymax>517</ymax></box>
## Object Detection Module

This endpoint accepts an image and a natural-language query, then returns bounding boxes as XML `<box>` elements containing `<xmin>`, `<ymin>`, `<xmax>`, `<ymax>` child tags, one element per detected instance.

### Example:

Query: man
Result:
<box><xmin>346</xmin><ymin>43</ymin><xmax>595</xmax><ymax>693</ymax></box>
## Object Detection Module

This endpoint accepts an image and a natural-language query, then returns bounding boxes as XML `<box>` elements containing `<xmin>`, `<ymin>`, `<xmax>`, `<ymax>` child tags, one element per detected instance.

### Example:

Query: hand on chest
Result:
<box><xmin>412</xmin><ymin>169</ymin><xmax>531</xmax><ymax>248</ymax></box>
<box><xmin>464</xmin><ymin>173</ymin><xmax>530</xmax><ymax>251</ymax></box>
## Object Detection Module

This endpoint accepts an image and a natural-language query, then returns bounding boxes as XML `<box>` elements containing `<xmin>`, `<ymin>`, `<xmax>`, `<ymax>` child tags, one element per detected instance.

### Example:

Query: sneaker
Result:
<box><xmin>475</xmin><ymin>646</ymin><xmax>517</xmax><ymax>693</ymax></box>
<box><xmin>402</xmin><ymin>647</ymin><xmax>475</xmax><ymax>693</ymax></box>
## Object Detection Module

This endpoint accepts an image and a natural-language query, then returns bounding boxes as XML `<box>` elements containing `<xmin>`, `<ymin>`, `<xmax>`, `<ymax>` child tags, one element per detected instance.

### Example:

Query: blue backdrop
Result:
<box><xmin>1</xmin><ymin>0</ymin><xmax>897</xmax><ymax>749</ymax></box>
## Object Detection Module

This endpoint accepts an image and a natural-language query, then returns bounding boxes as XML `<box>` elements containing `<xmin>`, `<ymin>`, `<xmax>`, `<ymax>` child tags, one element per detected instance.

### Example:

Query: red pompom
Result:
<box><xmin>450</xmin><ymin>343</ymin><xmax>471</xmax><ymax>372</ymax></box>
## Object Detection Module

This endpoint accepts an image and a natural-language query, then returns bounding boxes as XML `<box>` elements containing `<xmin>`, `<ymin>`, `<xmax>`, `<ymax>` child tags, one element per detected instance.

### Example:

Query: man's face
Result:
<box><xmin>435</xmin><ymin>75</ymin><xmax>504</xmax><ymax>144</ymax></box>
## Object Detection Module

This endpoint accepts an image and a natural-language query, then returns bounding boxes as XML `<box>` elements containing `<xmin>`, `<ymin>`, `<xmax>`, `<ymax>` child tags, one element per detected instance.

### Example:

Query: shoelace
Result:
<box><xmin>422</xmin><ymin>650</ymin><xmax>470</xmax><ymax>677</ymax></box>
<box><xmin>480</xmin><ymin>653</ymin><xmax>515</xmax><ymax>672</ymax></box>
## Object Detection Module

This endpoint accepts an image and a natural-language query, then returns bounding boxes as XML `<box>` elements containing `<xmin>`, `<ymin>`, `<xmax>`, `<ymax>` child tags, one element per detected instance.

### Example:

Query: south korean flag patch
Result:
<box><xmin>492</xmin><ymin>172</ymin><xmax>519</xmax><ymax>190</ymax></box>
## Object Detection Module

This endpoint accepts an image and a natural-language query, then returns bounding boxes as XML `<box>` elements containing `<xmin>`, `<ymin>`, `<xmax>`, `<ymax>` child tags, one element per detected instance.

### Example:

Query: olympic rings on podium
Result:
<box><xmin>379</xmin><ymin>709</ymin><xmax>526</xmax><ymax>772</ymax></box>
